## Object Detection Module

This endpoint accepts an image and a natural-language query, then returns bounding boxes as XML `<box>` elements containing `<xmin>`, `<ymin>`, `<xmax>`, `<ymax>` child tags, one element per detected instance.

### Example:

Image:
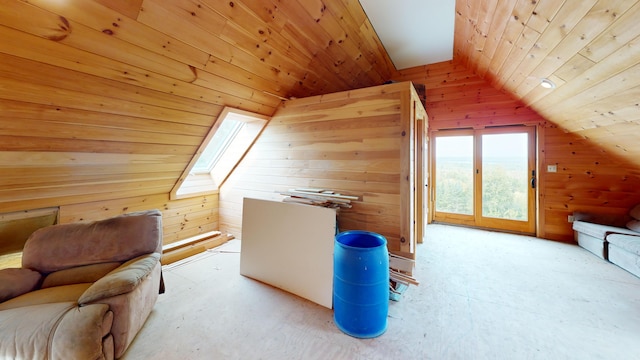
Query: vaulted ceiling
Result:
<box><xmin>454</xmin><ymin>0</ymin><xmax>640</xmax><ymax>166</ymax></box>
<box><xmin>1</xmin><ymin>0</ymin><xmax>396</xmax><ymax>113</ymax></box>
<box><xmin>3</xmin><ymin>0</ymin><xmax>639</xmax><ymax>142</ymax></box>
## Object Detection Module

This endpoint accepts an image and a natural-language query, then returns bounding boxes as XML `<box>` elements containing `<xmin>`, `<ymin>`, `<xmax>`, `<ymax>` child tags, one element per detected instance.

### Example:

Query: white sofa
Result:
<box><xmin>572</xmin><ymin>205</ymin><xmax>640</xmax><ymax>278</ymax></box>
<box><xmin>606</xmin><ymin>233</ymin><xmax>640</xmax><ymax>278</ymax></box>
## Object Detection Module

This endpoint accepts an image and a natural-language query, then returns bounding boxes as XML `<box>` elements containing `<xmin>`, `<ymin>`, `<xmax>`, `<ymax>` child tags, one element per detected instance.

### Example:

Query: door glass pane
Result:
<box><xmin>435</xmin><ymin>136</ymin><xmax>474</xmax><ymax>215</ymax></box>
<box><xmin>481</xmin><ymin>133</ymin><xmax>528</xmax><ymax>221</ymax></box>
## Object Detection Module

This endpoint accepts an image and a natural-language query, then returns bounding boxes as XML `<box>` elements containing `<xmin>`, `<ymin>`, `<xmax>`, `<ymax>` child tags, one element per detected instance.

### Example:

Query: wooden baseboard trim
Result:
<box><xmin>161</xmin><ymin>231</ymin><xmax>231</xmax><ymax>265</ymax></box>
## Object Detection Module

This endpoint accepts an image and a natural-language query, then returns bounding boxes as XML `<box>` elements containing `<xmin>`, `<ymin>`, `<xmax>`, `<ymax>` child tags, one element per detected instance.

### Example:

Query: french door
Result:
<box><xmin>432</xmin><ymin>126</ymin><xmax>536</xmax><ymax>234</ymax></box>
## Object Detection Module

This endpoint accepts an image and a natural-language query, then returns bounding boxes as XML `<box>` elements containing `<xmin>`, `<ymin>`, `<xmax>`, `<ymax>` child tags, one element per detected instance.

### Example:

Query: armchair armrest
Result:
<box><xmin>78</xmin><ymin>253</ymin><xmax>160</xmax><ymax>305</ymax></box>
<box><xmin>0</xmin><ymin>268</ymin><xmax>42</xmax><ymax>303</ymax></box>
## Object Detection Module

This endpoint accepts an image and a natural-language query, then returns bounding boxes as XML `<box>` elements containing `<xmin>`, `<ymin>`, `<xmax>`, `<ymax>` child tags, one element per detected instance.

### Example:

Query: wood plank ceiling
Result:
<box><xmin>1</xmin><ymin>0</ymin><xmax>394</xmax><ymax>106</ymax></box>
<box><xmin>454</xmin><ymin>0</ymin><xmax>640</xmax><ymax>166</ymax></box>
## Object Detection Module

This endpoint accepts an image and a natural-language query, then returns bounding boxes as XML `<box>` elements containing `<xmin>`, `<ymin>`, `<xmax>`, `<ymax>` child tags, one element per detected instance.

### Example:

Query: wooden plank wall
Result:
<box><xmin>219</xmin><ymin>83</ymin><xmax>413</xmax><ymax>253</ymax></box>
<box><xmin>0</xmin><ymin>193</ymin><xmax>218</xmax><ymax>248</ymax></box>
<box><xmin>0</xmin><ymin>0</ymin><xmax>393</xmax><ymax>249</ymax></box>
<box><xmin>393</xmin><ymin>61</ymin><xmax>640</xmax><ymax>242</ymax></box>
<box><xmin>58</xmin><ymin>194</ymin><xmax>219</xmax><ymax>244</ymax></box>
<box><xmin>0</xmin><ymin>193</ymin><xmax>218</xmax><ymax>268</ymax></box>
<box><xmin>0</xmin><ymin>0</ymin><xmax>233</xmax><ymax>243</ymax></box>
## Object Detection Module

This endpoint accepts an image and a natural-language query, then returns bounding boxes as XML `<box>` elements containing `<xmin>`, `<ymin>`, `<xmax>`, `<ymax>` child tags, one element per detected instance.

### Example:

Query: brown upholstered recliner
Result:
<box><xmin>0</xmin><ymin>209</ymin><xmax>164</xmax><ymax>360</ymax></box>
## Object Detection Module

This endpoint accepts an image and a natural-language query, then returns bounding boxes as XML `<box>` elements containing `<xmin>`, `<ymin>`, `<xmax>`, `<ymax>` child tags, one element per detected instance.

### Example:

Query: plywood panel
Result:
<box><xmin>240</xmin><ymin>198</ymin><xmax>335</xmax><ymax>308</ymax></box>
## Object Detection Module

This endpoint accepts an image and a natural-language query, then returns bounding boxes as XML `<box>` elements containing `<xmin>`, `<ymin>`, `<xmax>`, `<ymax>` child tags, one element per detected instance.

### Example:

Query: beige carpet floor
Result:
<box><xmin>123</xmin><ymin>224</ymin><xmax>640</xmax><ymax>360</ymax></box>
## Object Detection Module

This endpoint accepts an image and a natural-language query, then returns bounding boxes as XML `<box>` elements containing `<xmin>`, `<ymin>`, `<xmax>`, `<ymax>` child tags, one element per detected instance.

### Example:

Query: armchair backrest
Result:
<box><xmin>22</xmin><ymin>210</ymin><xmax>162</xmax><ymax>273</ymax></box>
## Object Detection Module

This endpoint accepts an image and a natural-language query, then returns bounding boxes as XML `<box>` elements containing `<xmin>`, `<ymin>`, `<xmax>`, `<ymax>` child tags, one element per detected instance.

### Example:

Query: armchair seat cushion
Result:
<box><xmin>0</xmin><ymin>283</ymin><xmax>91</xmax><ymax>311</ymax></box>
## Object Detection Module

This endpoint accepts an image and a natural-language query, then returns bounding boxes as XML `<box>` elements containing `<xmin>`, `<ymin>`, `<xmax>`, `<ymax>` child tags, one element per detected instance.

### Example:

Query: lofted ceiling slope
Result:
<box><xmin>454</xmin><ymin>0</ymin><xmax>640</xmax><ymax>167</ymax></box>
<box><xmin>0</xmin><ymin>0</ymin><xmax>394</xmax><ymax>211</ymax></box>
<box><xmin>2</xmin><ymin>0</ymin><xmax>396</xmax><ymax>111</ymax></box>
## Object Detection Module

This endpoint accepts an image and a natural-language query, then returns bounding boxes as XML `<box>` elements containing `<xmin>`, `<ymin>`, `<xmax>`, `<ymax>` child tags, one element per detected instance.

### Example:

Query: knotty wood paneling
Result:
<box><xmin>219</xmin><ymin>82</ymin><xmax>419</xmax><ymax>254</ymax></box>
<box><xmin>455</xmin><ymin>0</ymin><xmax>640</xmax><ymax>170</ymax></box>
<box><xmin>393</xmin><ymin>61</ymin><xmax>640</xmax><ymax>242</ymax></box>
<box><xmin>2</xmin><ymin>0</ymin><xmax>640</xmax><ymax>248</ymax></box>
<box><xmin>0</xmin><ymin>0</ymin><xmax>391</xmax><ymax>243</ymax></box>
<box><xmin>0</xmin><ymin>193</ymin><xmax>218</xmax><ymax>267</ymax></box>
<box><xmin>59</xmin><ymin>194</ymin><xmax>219</xmax><ymax>245</ymax></box>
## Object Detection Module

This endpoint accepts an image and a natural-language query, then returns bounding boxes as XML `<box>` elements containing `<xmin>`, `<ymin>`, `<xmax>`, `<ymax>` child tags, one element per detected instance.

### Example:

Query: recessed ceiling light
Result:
<box><xmin>540</xmin><ymin>78</ymin><xmax>556</xmax><ymax>89</ymax></box>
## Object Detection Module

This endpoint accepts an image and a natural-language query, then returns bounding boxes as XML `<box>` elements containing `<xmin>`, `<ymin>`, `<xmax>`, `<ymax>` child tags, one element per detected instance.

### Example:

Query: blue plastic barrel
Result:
<box><xmin>333</xmin><ymin>230</ymin><xmax>389</xmax><ymax>338</ymax></box>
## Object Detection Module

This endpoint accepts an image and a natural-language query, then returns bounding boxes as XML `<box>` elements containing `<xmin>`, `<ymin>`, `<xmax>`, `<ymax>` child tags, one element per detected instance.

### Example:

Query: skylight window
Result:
<box><xmin>191</xmin><ymin>118</ymin><xmax>244</xmax><ymax>174</ymax></box>
<box><xmin>171</xmin><ymin>108</ymin><xmax>269</xmax><ymax>199</ymax></box>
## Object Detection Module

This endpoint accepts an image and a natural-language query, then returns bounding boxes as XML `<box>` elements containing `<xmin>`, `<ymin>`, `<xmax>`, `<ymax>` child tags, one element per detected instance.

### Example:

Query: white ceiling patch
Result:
<box><xmin>359</xmin><ymin>0</ymin><xmax>456</xmax><ymax>70</ymax></box>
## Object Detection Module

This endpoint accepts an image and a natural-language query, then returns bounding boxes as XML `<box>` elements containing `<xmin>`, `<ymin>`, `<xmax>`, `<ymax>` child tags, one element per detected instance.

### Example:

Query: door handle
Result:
<box><xmin>530</xmin><ymin>170</ymin><xmax>536</xmax><ymax>189</ymax></box>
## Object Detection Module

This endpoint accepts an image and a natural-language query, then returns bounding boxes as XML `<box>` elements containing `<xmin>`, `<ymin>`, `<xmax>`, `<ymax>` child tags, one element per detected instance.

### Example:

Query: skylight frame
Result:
<box><xmin>170</xmin><ymin>107</ymin><xmax>269</xmax><ymax>200</ymax></box>
<box><xmin>191</xmin><ymin>118</ymin><xmax>245</xmax><ymax>175</ymax></box>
